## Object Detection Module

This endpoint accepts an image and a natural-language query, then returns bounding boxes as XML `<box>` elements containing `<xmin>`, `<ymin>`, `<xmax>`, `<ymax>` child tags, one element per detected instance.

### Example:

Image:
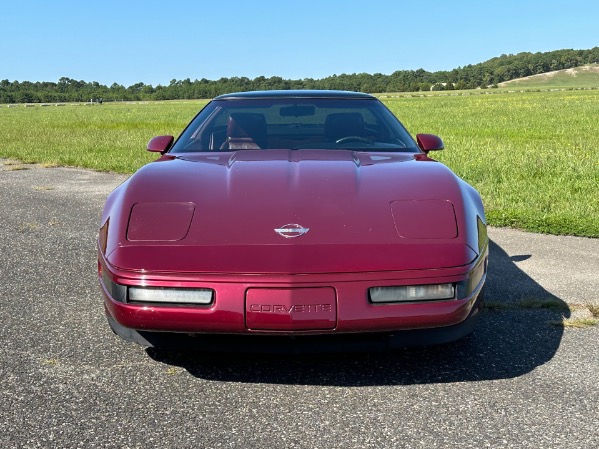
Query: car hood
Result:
<box><xmin>102</xmin><ymin>150</ymin><xmax>480</xmax><ymax>274</ymax></box>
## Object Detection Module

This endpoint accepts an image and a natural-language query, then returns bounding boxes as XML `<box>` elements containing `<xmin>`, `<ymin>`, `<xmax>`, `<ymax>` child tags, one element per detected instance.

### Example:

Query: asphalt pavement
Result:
<box><xmin>1</xmin><ymin>160</ymin><xmax>598</xmax><ymax>449</ymax></box>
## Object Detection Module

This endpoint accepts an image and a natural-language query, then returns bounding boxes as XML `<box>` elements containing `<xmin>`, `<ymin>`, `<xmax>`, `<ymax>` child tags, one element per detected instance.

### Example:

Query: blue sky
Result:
<box><xmin>1</xmin><ymin>1</ymin><xmax>597</xmax><ymax>87</ymax></box>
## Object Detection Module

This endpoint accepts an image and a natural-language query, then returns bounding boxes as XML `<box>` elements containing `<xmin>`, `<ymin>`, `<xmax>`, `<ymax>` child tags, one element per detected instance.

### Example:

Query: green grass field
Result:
<box><xmin>1</xmin><ymin>91</ymin><xmax>598</xmax><ymax>237</ymax></box>
<box><xmin>0</xmin><ymin>101</ymin><xmax>206</xmax><ymax>172</ymax></box>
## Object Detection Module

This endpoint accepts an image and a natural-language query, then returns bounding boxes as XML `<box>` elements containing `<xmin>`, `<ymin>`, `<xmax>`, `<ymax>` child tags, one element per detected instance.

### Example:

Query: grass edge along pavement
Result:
<box><xmin>1</xmin><ymin>90</ymin><xmax>598</xmax><ymax>238</ymax></box>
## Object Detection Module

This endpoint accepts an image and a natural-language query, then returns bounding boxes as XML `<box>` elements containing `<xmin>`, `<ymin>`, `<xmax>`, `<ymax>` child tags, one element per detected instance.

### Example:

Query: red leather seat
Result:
<box><xmin>221</xmin><ymin>113</ymin><xmax>268</xmax><ymax>150</ymax></box>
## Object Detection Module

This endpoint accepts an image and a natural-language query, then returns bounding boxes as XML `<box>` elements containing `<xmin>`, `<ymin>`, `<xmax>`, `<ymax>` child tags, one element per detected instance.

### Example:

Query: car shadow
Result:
<box><xmin>147</xmin><ymin>239</ymin><xmax>569</xmax><ymax>386</ymax></box>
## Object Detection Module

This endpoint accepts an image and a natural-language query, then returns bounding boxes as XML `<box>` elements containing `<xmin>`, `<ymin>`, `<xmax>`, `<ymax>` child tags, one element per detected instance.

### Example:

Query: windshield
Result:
<box><xmin>170</xmin><ymin>97</ymin><xmax>420</xmax><ymax>153</ymax></box>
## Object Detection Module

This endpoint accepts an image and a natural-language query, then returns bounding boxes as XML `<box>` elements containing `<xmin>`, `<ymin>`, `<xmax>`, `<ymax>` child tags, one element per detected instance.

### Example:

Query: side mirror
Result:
<box><xmin>147</xmin><ymin>135</ymin><xmax>174</xmax><ymax>153</ymax></box>
<box><xmin>416</xmin><ymin>134</ymin><xmax>444</xmax><ymax>153</ymax></box>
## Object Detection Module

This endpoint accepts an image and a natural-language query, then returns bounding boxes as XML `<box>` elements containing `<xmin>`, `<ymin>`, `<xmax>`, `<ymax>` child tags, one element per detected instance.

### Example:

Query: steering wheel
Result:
<box><xmin>335</xmin><ymin>136</ymin><xmax>372</xmax><ymax>145</ymax></box>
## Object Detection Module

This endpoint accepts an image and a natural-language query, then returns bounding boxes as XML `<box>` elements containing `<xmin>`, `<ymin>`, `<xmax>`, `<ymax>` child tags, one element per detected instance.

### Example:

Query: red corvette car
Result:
<box><xmin>98</xmin><ymin>90</ymin><xmax>488</xmax><ymax>351</ymax></box>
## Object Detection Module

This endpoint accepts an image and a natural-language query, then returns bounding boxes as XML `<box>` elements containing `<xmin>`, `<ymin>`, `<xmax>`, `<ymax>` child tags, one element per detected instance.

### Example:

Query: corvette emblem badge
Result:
<box><xmin>274</xmin><ymin>223</ymin><xmax>310</xmax><ymax>238</ymax></box>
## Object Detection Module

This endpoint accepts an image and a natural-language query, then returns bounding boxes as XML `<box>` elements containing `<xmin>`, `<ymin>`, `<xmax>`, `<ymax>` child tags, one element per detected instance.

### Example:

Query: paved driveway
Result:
<box><xmin>1</xmin><ymin>161</ymin><xmax>597</xmax><ymax>449</ymax></box>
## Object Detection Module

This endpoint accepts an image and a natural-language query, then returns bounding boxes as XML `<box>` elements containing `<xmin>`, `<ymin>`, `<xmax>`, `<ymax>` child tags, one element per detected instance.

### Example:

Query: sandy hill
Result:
<box><xmin>498</xmin><ymin>64</ymin><xmax>599</xmax><ymax>88</ymax></box>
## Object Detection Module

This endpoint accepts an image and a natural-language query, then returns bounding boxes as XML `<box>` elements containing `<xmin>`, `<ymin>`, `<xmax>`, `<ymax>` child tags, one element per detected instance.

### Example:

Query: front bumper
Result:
<box><xmin>99</xmin><ymin>247</ymin><xmax>487</xmax><ymax>348</ymax></box>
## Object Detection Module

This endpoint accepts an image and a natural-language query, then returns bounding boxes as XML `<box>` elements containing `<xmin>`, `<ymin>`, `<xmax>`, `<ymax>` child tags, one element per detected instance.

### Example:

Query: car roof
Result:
<box><xmin>214</xmin><ymin>90</ymin><xmax>376</xmax><ymax>100</ymax></box>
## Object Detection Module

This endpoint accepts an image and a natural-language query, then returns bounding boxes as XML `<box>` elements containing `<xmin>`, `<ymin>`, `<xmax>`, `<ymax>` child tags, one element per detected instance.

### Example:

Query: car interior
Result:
<box><xmin>176</xmin><ymin>101</ymin><xmax>415</xmax><ymax>152</ymax></box>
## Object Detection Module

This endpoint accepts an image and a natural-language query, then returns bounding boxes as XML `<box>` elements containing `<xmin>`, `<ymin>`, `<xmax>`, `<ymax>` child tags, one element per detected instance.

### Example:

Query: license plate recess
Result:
<box><xmin>245</xmin><ymin>288</ymin><xmax>337</xmax><ymax>331</ymax></box>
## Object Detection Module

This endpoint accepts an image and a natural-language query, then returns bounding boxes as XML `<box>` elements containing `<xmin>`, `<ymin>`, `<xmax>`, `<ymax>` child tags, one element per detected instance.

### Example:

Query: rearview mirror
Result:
<box><xmin>280</xmin><ymin>105</ymin><xmax>315</xmax><ymax>117</ymax></box>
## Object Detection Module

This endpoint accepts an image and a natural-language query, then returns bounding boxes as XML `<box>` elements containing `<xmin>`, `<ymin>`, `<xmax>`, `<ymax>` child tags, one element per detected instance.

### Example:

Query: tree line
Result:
<box><xmin>1</xmin><ymin>47</ymin><xmax>598</xmax><ymax>104</ymax></box>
